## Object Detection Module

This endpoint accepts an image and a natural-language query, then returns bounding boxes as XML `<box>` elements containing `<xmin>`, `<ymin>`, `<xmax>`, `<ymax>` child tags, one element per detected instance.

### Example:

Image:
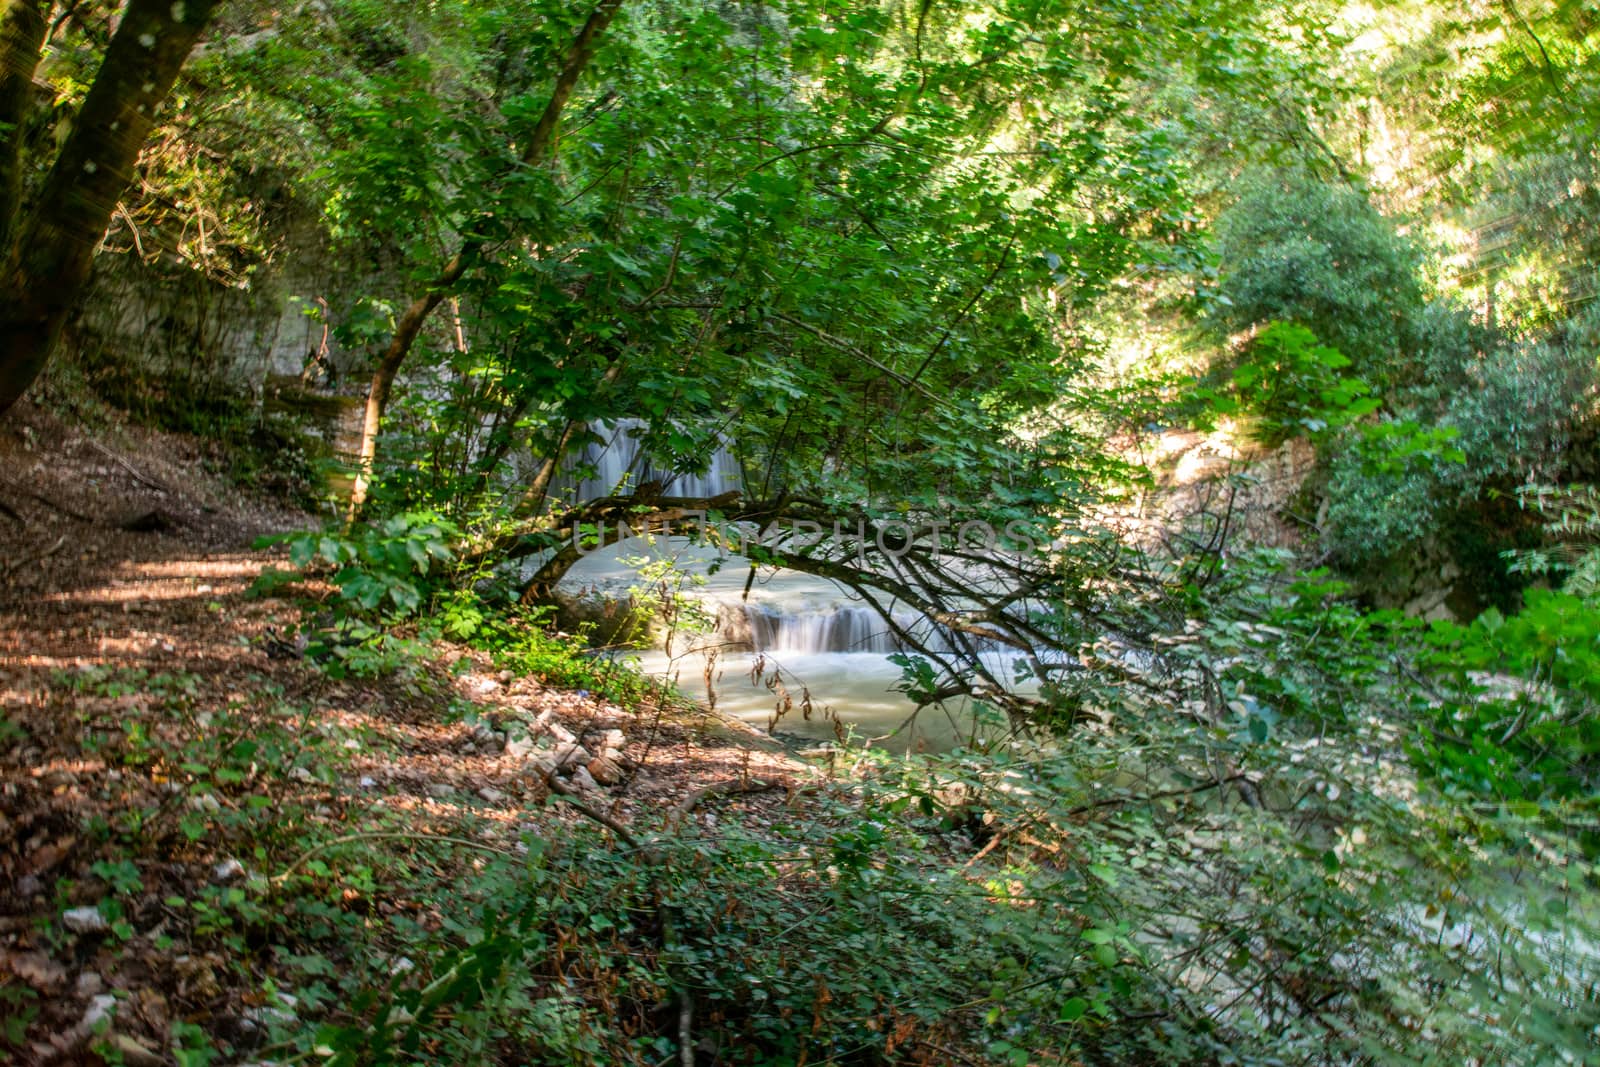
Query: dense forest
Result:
<box><xmin>1</xmin><ymin>0</ymin><xmax>1598</xmax><ymax>1063</ymax></box>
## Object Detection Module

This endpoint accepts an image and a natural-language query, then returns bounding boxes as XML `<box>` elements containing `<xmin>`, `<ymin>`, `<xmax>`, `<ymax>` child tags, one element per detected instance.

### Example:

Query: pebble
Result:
<box><xmin>358</xmin><ymin>775</ymin><xmax>377</xmax><ymax>788</ymax></box>
<box><xmin>504</xmin><ymin>734</ymin><xmax>542</xmax><ymax>760</ymax></box>
<box><xmin>212</xmin><ymin>859</ymin><xmax>247</xmax><ymax>884</ymax></box>
<box><xmin>16</xmin><ymin>874</ymin><xmax>42</xmax><ymax>897</ymax></box>
<box><xmin>76</xmin><ymin>972</ymin><xmax>105</xmax><ymax>996</ymax></box>
<box><xmin>63</xmin><ymin>906</ymin><xmax>109</xmax><ymax>935</ymax></box>
<box><xmin>82</xmin><ymin>993</ymin><xmax>118</xmax><ymax>1029</ymax></box>
<box><xmin>244</xmin><ymin>992</ymin><xmax>298</xmax><ymax>1027</ymax></box>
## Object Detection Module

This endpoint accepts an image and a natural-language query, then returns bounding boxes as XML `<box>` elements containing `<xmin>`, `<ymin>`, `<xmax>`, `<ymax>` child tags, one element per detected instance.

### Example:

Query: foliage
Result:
<box><xmin>1419</xmin><ymin>590</ymin><xmax>1600</xmax><ymax>800</ymax></box>
<box><xmin>476</xmin><ymin>613</ymin><xmax>664</xmax><ymax>708</ymax></box>
<box><xmin>1196</xmin><ymin>321</ymin><xmax>1379</xmax><ymax>445</ymax></box>
<box><xmin>251</xmin><ymin>512</ymin><xmax>466</xmax><ymax>676</ymax></box>
<box><xmin>1321</xmin><ymin>319</ymin><xmax>1589</xmax><ymax>569</ymax></box>
<box><xmin>1207</xmin><ymin>169</ymin><xmax>1425</xmax><ymax>380</ymax></box>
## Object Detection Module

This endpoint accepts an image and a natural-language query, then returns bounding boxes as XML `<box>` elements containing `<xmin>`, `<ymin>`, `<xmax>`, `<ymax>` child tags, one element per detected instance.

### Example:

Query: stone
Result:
<box><xmin>82</xmin><ymin>993</ymin><xmax>118</xmax><ymax>1029</ymax></box>
<box><xmin>107</xmin><ymin>1035</ymin><xmax>165</xmax><ymax>1067</ymax></box>
<box><xmin>212</xmin><ymin>859</ymin><xmax>247</xmax><ymax>884</ymax></box>
<box><xmin>586</xmin><ymin>755</ymin><xmax>623</xmax><ymax>786</ymax></box>
<box><xmin>553</xmin><ymin>743</ymin><xmax>590</xmax><ymax>769</ymax></box>
<box><xmin>546</xmin><ymin>721</ymin><xmax>576</xmax><ymax>745</ymax></box>
<box><xmin>62</xmin><ymin>906</ymin><xmax>109</xmax><ymax>935</ymax></box>
<box><xmin>244</xmin><ymin>992</ymin><xmax>298</xmax><ymax>1027</ymax></box>
<box><xmin>477</xmin><ymin>786</ymin><xmax>507</xmax><ymax>804</ymax></box>
<box><xmin>76</xmin><ymin>972</ymin><xmax>104</xmax><ymax>996</ymax></box>
<box><xmin>425</xmin><ymin>782</ymin><xmax>453</xmax><ymax>799</ymax></box>
<box><xmin>569</xmin><ymin>766</ymin><xmax>602</xmax><ymax>793</ymax></box>
<box><xmin>16</xmin><ymin>874</ymin><xmax>42</xmax><ymax>897</ymax></box>
<box><xmin>504</xmin><ymin>733</ymin><xmax>545</xmax><ymax>760</ymax></box>
<box><xmin>600</xmin><ymin>729</ymin><xmax>626</xmax><ymax>751</ymax></box>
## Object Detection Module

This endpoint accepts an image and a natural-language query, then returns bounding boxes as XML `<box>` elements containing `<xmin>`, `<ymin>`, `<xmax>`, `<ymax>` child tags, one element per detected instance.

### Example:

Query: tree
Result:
<box><xmin>342</xmin><ymin>0</ymin><xmax>626</xmax><ymax>524</ymax></box>
<box><xmin>0</xmin><ymin>0</ymin><xmax>222</xmax><ymax>415</ymax></box>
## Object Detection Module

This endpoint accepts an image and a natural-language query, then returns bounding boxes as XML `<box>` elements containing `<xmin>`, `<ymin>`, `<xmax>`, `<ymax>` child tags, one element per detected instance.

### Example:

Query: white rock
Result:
<box><xmin>212</xmin><ymin>859</ymin><xmax>247</xmax><ymax>884</ymax></box>
<box><xmin>545</xmin><ymin>721</ymin><xmax>576</xmax><ymax>745</ymax></box>
<box><xmin>425</xmin><ymin>782</ymin><xmax>452</xmax><ymax>799</ymax></box>
<box><xmin>553</xmin><ymin>743</ymin><xmax>590</xmax><ymax>769</ymax></box>
<box><xmin>569</xmin><ymin>766</ymin><xmax>602</xmax><ymax>793</ymax></box>
<box><xmin>288</xmin><ymin>766</ymin><xmax>314</xmax><ymax>783</ymax></box>
<box><xmin>600</xmin><ymin>729</ymin><xmax>626</xmax><ymax>750</ymax></box>
<box><xmin>477</xmin><ymin>786</ymin><xmax>507</xmax><ymax>804</ymax></box>
<box><xmin>76</xmin><ymin>972</ymin><xmax>105</xmax><ymax>996</ymax></box>
<box><xmin>63</xmin><ymin>906</ymin><xmax>109</xmax><ymax>935</ymax></box>
<box><xmin>82</xmin><ymin>993</ymin><xmax>118</xmax><ymax>1029</ymax></box>
<box><xmin>358</xmin><ymin>775</ymin><xmax>377</xmax><ymax>789</ymax></box>
<box><xmin>504</xmin><ymin>734</ymin><xmax>539</xmax><ymax>760</ymax></box>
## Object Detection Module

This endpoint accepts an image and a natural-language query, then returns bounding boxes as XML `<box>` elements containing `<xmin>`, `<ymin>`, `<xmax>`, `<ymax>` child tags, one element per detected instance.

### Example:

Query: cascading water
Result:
<box><xmin>552</xmin><ymin>420</ymin><xmax>1026</xmax><ymax>750</ymax></box>
<box><xmin>562</xmin><ymin>419</ymin><xmax>742</xmax><ymax>501</ymax></box>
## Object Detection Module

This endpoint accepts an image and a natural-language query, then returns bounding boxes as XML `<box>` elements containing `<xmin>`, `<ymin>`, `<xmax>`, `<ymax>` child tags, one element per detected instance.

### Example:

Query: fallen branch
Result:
<box><xmin>85</xmin><ymin>439</ymin><xmax>172</xmax><ymax>494</ymax></box>
<box><xmin>0</xmin><ymin>534</ymin><xmax>66</xmax><ymax>580</ymax></box>
<box><xmin>545</xmin><ymin>772</ymin><xmax>643</xmax><ymax>850</ymax></box>
<box><xmin>672</xmin><ymin>776</ymin><xmax>785</xmax><ymax>820</ymax></box>
<box><xmin>1065</xmin><ymin>773</ymin><xmax>1253</xmax><ymax>817</ymax></box>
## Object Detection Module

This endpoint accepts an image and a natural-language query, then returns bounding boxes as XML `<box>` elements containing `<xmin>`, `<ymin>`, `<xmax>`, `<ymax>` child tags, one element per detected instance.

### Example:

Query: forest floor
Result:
<box><xmin>0</xmin><ymin>402</ymin><xmax>820</xmax><ymax>1064</ymax></box>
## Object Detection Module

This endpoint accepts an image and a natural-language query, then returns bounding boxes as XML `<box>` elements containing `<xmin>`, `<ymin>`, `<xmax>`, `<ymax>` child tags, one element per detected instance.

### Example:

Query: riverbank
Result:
<box><xmin>0</xmin><ymin>404</ymin><xmax>856</xmax><ymax>1063</ymax></box>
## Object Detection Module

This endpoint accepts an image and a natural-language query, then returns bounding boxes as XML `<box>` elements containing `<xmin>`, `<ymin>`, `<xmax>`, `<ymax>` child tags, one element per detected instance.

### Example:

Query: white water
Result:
<box><xmin>560</xmin><ymin>420</ymin><xmax>743</xmax><ymax>502</ymax></box>
<box><xmin>550</xmin><ymin>420</ymin><xmax>1032</xmax><ymax>751</ymax></box>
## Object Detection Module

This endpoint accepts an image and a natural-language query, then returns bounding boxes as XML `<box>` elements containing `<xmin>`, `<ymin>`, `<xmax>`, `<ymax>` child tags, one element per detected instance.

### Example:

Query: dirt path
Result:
<box><xmin>0</xmin><ymin>404</ymin><xmax>812</xmax><ymax>1063</ymax></box>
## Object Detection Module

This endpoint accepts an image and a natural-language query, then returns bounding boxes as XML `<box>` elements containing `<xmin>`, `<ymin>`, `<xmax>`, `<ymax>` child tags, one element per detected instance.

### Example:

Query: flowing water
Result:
<box><xmin>550</xmin><ymin>420</ymin><xmax>1031</xmax><ymax>751</ymax></box>
<box><xmin>561</xmin><ymin>535</ymin><xmax>1027</xmax><ymax>751</ymax></box>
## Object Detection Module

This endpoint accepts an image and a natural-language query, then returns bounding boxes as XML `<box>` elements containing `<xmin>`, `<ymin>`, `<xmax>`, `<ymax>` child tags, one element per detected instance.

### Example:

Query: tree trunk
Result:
<box><xmin>0</xmin><ymin>0</ymin><xmax>49</xmax><ymax>256</ymax></box>
<box><xmin>343</xmin><ymin>0</ymin><xmax>626</xmax><ymax>523</ymax></box>
<box><xmin>0</xmin><ymin>0</ymin><xmax>221</xmax><ymax>416</ymax></box>
<box><xmin>344</xmin><ymin>249</ymin><xmax>472</xmax><ymax>526</ymax></box>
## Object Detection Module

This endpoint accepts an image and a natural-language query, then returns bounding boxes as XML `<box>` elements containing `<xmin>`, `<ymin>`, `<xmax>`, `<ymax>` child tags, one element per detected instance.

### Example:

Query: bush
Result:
<box><xmin>1210</xmin><ymin>169</ymin><xmax>1424</xmax><ymax>381</ymax></box>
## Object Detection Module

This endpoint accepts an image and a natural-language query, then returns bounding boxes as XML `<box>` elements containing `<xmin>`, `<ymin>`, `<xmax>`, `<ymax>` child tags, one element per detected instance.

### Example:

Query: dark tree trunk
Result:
<box><xmin>0</xmin><ymin>0</ymin><xmax>49</xmax><ymax>255</ymax></box>
<box><xmin>0</xmin><ymin>0</ymin><xmax>222</xmax><ymax>415</ymax></box>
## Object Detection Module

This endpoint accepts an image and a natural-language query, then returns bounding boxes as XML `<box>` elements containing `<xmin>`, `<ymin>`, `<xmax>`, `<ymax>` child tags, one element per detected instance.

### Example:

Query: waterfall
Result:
<box><xmin>743</xmin><ymin>603</ymin><xmax>901</xmax><ymax>654</ymax></box>
<box><xmin>565</xmin><ymin>419</ymin><xmax>741</xmax><ymax>502</ymax></box>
